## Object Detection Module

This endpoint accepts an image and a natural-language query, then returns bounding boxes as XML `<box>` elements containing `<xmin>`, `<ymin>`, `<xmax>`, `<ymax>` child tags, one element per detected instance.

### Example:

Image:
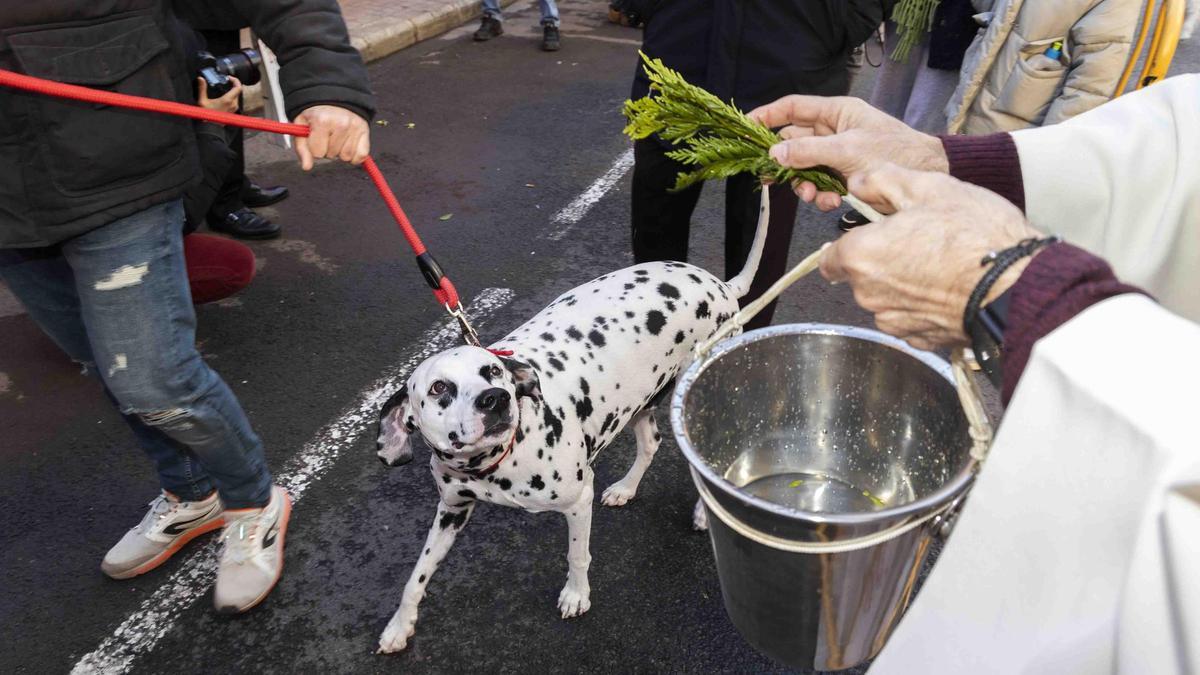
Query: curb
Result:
<box><xmin>245</xmin><ymin>0</ymin><xmax>519</xmax><ymax>112</ymax></box>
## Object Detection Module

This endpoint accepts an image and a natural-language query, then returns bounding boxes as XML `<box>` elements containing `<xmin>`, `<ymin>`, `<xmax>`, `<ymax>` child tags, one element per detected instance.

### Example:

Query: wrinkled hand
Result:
<box><xmin>747</xmin><ymin>95</ymin><xmax>949</xmax><ymax>211</ymax></box>
<box><xmin>293</xmin><ymin>105</ymin><xmax>371</xmax><ymax>171</ymax></box>
<box><xmin>197</xmin><ymin>77</ymin><xmax>241</xmax><ymax>114</ymax></box>
<box><xmin>819</xmin><ymin>165</ymin><xmax>1043</xmax><ymax>351</ymax></box>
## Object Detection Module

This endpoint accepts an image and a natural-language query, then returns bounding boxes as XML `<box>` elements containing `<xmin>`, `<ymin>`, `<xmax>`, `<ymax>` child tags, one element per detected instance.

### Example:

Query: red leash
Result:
<box><xmin>0</xmin><ymin>68</ymin><xmax>481</xmax><ymax>343</ymax></box>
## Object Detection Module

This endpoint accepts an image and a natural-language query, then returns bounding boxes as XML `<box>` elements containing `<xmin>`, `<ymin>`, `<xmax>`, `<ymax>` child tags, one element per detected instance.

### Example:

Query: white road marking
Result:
<box><xmin>546</xmin><ymin>148</ymin><xmax>635</xmax><ymax>241</ymax></box>
<box><xmin>70</xmin><ymin>288</ymin><xmax>514</xmax><ymax>675</ymax></box>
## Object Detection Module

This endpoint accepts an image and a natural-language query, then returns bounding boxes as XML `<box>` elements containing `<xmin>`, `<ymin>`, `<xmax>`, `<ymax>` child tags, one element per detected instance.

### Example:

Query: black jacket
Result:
<box><xmin>632</xmin><ymin>0</ymin><xmax>895</xmax><ymax>113</ymax></box>
<box><xmin>0</xmin><ymin>0</ymin><xmax>375</xmax><ymax>248</ymax></box>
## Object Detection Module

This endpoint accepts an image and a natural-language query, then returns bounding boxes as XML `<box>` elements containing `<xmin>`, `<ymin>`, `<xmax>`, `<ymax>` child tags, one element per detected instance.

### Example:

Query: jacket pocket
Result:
<box><xmin>991</xmin><ymin>38</ymin><xmax>1069</xmax><ymax>126</ymax></box>
<box><xmin>7</xmin><ymin>12</ymin><xmax>187</xmax><ymax>196</ymax></box>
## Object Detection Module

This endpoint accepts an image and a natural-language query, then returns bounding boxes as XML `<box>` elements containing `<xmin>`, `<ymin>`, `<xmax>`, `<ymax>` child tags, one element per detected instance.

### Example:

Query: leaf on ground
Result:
<box><xmin>406</xmin><ymin>122</ymin><xmax>416</xmax><ymax>129</ymax></box>
<box><xmin>375</xmin><ymin>119</ymin><xmax>389</xmax><ymax>126</ymax></box>
<box><xmin>438</xmin><ymin>213</ymin><xmax>453</xmax><ymax>221</ymax></box>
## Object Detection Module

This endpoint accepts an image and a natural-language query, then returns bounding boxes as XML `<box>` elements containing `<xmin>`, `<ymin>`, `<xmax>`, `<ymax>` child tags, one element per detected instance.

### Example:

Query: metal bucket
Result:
<box><xmin>671</xmin><ymin>323</ymin><xmax>978</xmax><ymax>670</ymax></box>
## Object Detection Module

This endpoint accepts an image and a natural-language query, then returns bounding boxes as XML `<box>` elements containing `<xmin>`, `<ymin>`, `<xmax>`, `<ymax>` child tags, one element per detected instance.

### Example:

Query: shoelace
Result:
<box><xmin>136</xmin><ymin>493</ymin><xmax>177</xmax><ymax>534</ymax></box>
<box><xmin>221</xmin><ymin>512</ymin><xmax>264</xmax><ymax>565</ymax></box>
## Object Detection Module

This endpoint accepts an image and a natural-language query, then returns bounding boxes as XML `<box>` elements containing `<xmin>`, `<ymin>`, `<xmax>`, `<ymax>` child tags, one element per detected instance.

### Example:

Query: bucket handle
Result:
<box><xmin>693</xmin><ymin>193</ymin><xmax>993</xmax><ymax>466</ymax></box>
<box><xmin>691</xmin><ymin>467</ymin><xmax>959</xmax><ymax>555</ymax></box>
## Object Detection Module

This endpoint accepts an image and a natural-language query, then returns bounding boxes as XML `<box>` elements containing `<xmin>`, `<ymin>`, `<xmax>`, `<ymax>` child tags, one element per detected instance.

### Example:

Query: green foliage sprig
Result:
<box><xmin>890</xmin><ymin>0</ymin><xmax>942</xmax><ymax>63</ymax></box>
<box><xmin>622</xmin><ymin>53</ymin><xmax>845</xmax><ymax>194</ymax></box>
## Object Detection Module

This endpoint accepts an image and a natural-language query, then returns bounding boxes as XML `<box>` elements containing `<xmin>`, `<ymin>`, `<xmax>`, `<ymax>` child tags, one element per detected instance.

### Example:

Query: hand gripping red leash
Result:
<box><xmin>0</xmin><ymin>68</ymin><xmax>482</xmax><ymax>346</ymax></box>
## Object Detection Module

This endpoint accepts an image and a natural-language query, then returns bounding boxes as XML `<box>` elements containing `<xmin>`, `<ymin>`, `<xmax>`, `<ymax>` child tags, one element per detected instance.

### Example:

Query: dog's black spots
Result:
<box><xmin>657</xmin><ymin>373</ymin><xmax>667</xmax><ymax>388</ymax></box>
<box><xmin>530</xmin><ymin>475</ymin><xmax>546</xmax><ymax>490</ymax></box>
<box><xmin>419</xmin><ymin>400</ymin><xmax>425</xmax><ymax>409</ymax></box>
<box><xmin>526</xmin><ymin>357</ymin><xmax>542</xmax><ymax>372</ymax></box>
<box><xmin>635</xmin><ymin>276</ymin><xmax>649</xmax><ymax>284</ymax></box>
<box><xmin>653</xmin><ymin>433</ymin><xmax>662</xmax><ymax>442</ymax></box>
<box><xmin>624</xmin><ymin>283</ymin><xmax>635</xmax><ymax>290</ymax></box>
<box><xmin>425</xmin><ymin>548</ymin><xmax>431</xmax><ymax>554</ymax></box>
<box><xmin>439</xmin><ymin>509</ymin><xmax>468</xmax><ymax>530</ymax></box>
<box><xmin>652</xmin><ymin>364</ymin><xmax>659</xmax><ymax>373</ymax></box>
<box><xmin>674</xmin><ymin>330</ymin><xmax>686</xmax><ymax>344</ymax></box>
<box><xmin>515</xmin><ymin>427</ymin><xmax>525</xmax><ymax>443</ymax></box>
<box><xmin>584</xmin><ymin>435</ymin><xmax>597</xmax><ymax>457</ymax></box>
<box><xmin>706</xmin><ymin>291</ymin><xmax>715</xmax><ymax>301</ymax></box>
<box><xmin>696</xmin><ymin>301</ymin><xmax>711</xmax><ymax>319</ymax></box>
<box><xmin>441</xmin><ymin>474</ymin><xmax>451</xmax><ymax>484</ymax></box>
<box><xmin>479</xmin><ymin>365</ymin><xmax>495</xmax><ymax>384</ymax></box>
<box><xmin>551</xmin><ymin>491</ymin><xmax>558</xmax><ymax>500</ymax></box>
<box><xmin>688</xmin><ymin>273</ymin><xmax>702</xmax><ymax>284</ymax></box>
<box><xmin>547</xmin><ymin>356</ymin><xmax>565</xmax><ymax>372</ymax></box>
<box><xmin>715</xmin><ymin>312</ymin><xmax>733</xmax><ymax>325</ymax></box>
<box><xmin>634</xmin><ymin>325</ymin><xmax>642</xmax><ymax>334</ymax></box>
<box><xmin>600</xmin><ymin>412</ymin><xmax>618</xmax><ymax>435</ymax></box>
<box><xmin>577</xmin><ymin>469</ymin><xmax>584</xmax><ymax>481</ymax></box>
<box><xmin>437</xmin><ymin>394</ymin><xmax>453</xmax><ymax>410</ymax></box>
<box><xmin>458</xmin><ymin>489</ymin><xmax>476</xmax><ymax>500</ymax></box>
<box><xmin>667</xmin><ymin>301</ymin><xmax>678</xmax><ymax>312</ymax></box>
<box><xmin>567</xmin><ymin>298</ymin><xmax>578</xmax><ymax>307</ymax></box>
<box><xmin>646</xmin><ymin>310</ymin><xmax>666</xmax><ymax>335</ymax></box>
<box><xmin>625</xmin><ymin>311</ymin><xmax>635</xmax><ymax>318</ymax></box>
<box><xmin>719</xmin><ymin>287</ymin><xmax>730</xmax><ymax>300</ymax></box>
<box><xmin>575</xmin><ymin>396</ymin><xmax>594</xmax><ymax>421</ymax></box>
<box><xmin>579</xmin><ymin>377</ymin><xmax>590</xmax><ymax>395</ymax></box>
<box><xmin>419</xmin><ymin>574</ymin><xmax>426</xmax><ymax>583</ymax></box>
<box><xmin>497</xmin><ymin>478</ymin><xmax>512</xmax><ymax>491</ymax></box>
<box><xmin>435</xmin><ymin>449</ymin><xmax>451</xmax><ymax>461</ymax></box>
<box><xmin>553</xmin><ymin>470</ymin><xmax>562</xmax><ymax>481</ymax></box>
<box><xmin>658</xmin><ymin>282</ymin><xmax>681</xmax><ymax>299</ymax></box>
<box><xmin>467</xmin><ymin>452</ymin><xmax>487</xmax><ymax>469</ymax></box>
<box><xmin>634</xmin><ymin>269</ymin><xmax>648</xmax><ymax>276</ymax></box>
<box><xmin>588</xmin><ymin>330</ymin><xmax>606</xmax><ymax>348</ymax></box>
<box><xmin>615</xmin><ymin>383</ymin><xmax>621</xmax><ymax>390</ymax></box>
<box><xmin>490</xmin><ymin>444</ymin><xmax>504</xmax><ymax>457</ymax></box>
<box><xmin>543</xmin><ymin>405</ymin><xmax>563</xmax><ymax>447</ymax></box>
<box><xmin>540</xmin><ymin>332</ymin><xmax>556</xmax><ymax>343</ymax></box>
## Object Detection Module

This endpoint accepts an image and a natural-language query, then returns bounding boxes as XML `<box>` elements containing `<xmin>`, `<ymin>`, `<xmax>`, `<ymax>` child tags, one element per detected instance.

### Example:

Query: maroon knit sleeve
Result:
<box><xmin>940</xmin><ymin>133</ymin><xmax>1026</xmax><ymax>212</ymax></box>
<box><xmin>1001</xmin><ymin>243</ymin><xmax>1148</xmax><ymax>405</ymax></box>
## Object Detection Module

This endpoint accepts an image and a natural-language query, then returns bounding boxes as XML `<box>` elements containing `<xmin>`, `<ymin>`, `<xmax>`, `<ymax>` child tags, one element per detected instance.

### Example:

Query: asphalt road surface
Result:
<box><xmin>2</xmin><ymin>3</ymin><xmax>1198</xmax><ymax>673</ymax></box>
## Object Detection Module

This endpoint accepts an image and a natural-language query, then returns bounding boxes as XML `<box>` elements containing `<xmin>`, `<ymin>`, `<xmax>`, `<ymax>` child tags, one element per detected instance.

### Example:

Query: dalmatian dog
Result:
<box><xmin>373</xmin><ymin>190</ymin><xmax>772</xmax><ymax>654</ymax></box>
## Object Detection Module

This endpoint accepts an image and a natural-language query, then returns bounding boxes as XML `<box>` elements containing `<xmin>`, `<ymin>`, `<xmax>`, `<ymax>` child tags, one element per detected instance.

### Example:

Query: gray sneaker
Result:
<box><xmin>101</xmin><ymin>491</ymin><xmax>224</xmax><ymax>580</ymax></box>
<box><xmin>213</xmin><ymin>485</ymin><xmax>292</xmax><ymax>614</ymax></box>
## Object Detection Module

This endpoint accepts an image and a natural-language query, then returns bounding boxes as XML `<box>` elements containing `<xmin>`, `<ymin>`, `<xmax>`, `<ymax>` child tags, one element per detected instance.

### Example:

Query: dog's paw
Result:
<box><xmin>557</xmin><ymin>585</ymin><xmax>592</xmax><ymax>619</ymax></box>
<box><xmin>377</xmin><ymin>618</ymin><xmax>416</xmax><ymax>654</ymax></box>
<box><xmin>601</xmin><ymin>481</ymin><xmax>637</xmax><ymax>507</ymax></box>
<box><xmin>692</xmin><ymin>499</ymin><xmax>709</xmax><ymax>531</ymax></box>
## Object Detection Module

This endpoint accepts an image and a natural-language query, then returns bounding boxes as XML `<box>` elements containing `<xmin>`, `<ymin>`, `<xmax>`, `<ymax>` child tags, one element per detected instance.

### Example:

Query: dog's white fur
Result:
<box><xmin>374</xmin><ymin>190</ymin><xmax>771</xmax><ymax>653</ymax></box>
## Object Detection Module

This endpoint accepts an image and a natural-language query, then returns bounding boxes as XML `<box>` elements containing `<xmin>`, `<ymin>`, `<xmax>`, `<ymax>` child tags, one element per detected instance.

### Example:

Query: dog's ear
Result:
<box><xmin>500</xmin><ymin>357</ymin><xmax>542</xmax><ymax>403</ymax></box>
<box><xmin>377</xmin><ymin>386</ymin><xmax>416</xmax><ymax>467</ymax></box>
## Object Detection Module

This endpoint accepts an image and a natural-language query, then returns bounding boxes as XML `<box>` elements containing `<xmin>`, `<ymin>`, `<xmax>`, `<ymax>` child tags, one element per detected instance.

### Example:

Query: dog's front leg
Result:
<box><xmin>557</xmin><ymin>480</ymin><xmax>594</xmax><ymax>619</ymax></box>
<box><xmin>378</xmin><ymin>500</ymin><xmax>475</xmax><ymax>653</ymax></box>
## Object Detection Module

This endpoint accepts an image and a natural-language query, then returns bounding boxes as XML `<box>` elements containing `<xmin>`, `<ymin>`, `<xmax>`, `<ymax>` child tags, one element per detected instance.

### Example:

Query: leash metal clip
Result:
<box><xmin>445</xmin><ymin>302</ymin><xmax>482</xmax><ymax>347</ymax></box>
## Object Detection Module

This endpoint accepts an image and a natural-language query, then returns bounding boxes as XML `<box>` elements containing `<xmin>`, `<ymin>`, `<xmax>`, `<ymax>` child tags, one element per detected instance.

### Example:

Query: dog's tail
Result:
<box><xmin>725</xmin><ymin>187</ymin><xmax>771</xmax><ymax>299</ymax></box>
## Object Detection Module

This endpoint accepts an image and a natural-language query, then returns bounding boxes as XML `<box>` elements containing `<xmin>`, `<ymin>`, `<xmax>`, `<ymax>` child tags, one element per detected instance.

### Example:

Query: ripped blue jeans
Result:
<box><xmin>0</xmin><ymin>200</ymin><xmax>272</xmax><ymax>509</ymax></box>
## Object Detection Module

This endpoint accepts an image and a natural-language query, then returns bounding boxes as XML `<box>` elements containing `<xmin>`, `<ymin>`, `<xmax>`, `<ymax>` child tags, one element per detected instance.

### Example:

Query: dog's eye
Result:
<box><xmin>429</xmin><ymin>381</ymin><xmax>448</xmax><ymax>396</ymax></box>
<box><xmin>489</xmin><ymin>365</ymin><xmax>503</xmax><ymax>379</ymax></box>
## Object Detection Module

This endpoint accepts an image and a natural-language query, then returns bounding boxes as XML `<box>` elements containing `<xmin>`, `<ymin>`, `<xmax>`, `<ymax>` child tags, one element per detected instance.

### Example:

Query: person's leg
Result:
<box><xmin>539</xmin><ymin>0</ymin><xmax>560</xmax><ymax>25</ymax></box>
<box><xmin>0</xmin><ymin>247</ymin><xmax>215</xmax><ymax>501</ymax></box>
<box><xmin>724</xmin><ymin>175</ymin><xmax>800</xmax><ymax>330</ymax></box>
<box><xmin>61</xmin><ymin>200</ymin><xmax>272</xmax><ymax>510</ymax></box>
<box><xmin>631</xmin><ymin>138</ymin><xmax>704</xmax><ymax>264</ymax></box>
<box><xmin>482</xmin><ymin>0</ymin><xmax>502</xmax><ymax>20</ymax></box>
<box><xmin>184</xmin><ymin>233</ymin><xmax>257</xmax><ymax>304</ymax></box>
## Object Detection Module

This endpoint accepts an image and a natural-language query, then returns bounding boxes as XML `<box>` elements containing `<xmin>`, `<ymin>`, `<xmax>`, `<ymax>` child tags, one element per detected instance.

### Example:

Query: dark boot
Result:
<box><xmin>241</xmin><ymin>182</ymin><xmax>289</xmax><ymax>208</ymax></box>
<box><xmin>542</xmin><ymin>24</ymin><xmax>561</xmax><ymax>51</ymax></box>
<box><xmin>474</xmin><ymin>16</ymin><xmax>503</xmax><ymax>41</ymax></box>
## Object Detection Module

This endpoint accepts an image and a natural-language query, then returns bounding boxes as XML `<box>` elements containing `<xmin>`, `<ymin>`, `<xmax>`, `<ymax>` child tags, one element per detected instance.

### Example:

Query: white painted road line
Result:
<box><xmin>71</xmin><ymin>288</ymin><xmax>515</xmax><ymax>675</ymax></box>
<box><xmin>546</xmin><ymin>148</ymin><xmax>635</xmax><ymax>241</ymax></box>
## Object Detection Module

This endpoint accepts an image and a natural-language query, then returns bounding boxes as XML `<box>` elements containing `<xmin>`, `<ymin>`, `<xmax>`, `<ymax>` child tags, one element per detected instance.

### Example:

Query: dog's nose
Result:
<box><xmin>475</xmin><ymin>388</ymin><xmax>511</xmax><ymax>413</ymax></box>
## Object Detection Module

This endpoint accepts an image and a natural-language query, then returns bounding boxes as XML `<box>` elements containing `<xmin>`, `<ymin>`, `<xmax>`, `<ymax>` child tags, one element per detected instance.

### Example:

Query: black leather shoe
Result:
<box><xmin>241</xmin><ymin>182</ymin><xmax>289</xmax><ymax>208</ymax></box>
<box><xmin>209</xmin><ymin>208</ymin><xmax>281</xmax><ymax>240</ymax></box>
<box><xmin>542</xmin><ymin>24</ymin><xmax>561</xmax><ymax>51</ymax></box>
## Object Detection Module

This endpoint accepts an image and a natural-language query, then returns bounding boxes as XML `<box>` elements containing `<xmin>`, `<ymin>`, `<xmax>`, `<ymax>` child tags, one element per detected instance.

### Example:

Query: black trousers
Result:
<box><xmin>630</xmin><ymin>138</ymin><xmax>800</xmax><ymax>330</ymax></box>
<box><xmin>199</xmin><ymin>29</ymin><xmax>250</xmax><ymax>216</ymax></box>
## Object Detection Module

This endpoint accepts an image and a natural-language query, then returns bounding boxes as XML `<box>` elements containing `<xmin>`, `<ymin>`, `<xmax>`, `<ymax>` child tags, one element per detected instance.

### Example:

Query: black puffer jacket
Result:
<box><xmin>0</xmin><ymin>0</ymin><xmax>375</xmax><ymax>248</ymax></box>
<box><xmin>631</xmin><ymin>0</ymin><xmax>895</xmax><ymax>113</ymax></box>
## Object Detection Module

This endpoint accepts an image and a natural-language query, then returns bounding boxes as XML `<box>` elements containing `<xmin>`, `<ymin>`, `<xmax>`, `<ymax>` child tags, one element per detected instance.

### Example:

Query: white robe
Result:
<box><xmin>873</xmin><ymin>295</ymin><xmax>1200</xmax><ymax>674</ymax></box>
<box><xmin>875</xmin><ymin>76</ymin><xmax>1200</xmax><ymax>674</ymax></box>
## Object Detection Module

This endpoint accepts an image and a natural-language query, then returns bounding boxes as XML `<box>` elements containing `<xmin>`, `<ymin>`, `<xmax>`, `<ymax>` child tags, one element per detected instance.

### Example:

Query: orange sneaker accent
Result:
<box><xmin>221</xmin><ymin>490</ymin><xmax>292</xmax><ymax>614</ymax></box>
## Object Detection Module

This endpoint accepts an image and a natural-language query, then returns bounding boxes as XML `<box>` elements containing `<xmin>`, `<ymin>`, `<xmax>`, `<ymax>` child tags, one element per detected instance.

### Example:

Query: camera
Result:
<box><xmin>196</xmin><ymin>49</ymin><xmax>263</xmax><ymax>98</ymax></box>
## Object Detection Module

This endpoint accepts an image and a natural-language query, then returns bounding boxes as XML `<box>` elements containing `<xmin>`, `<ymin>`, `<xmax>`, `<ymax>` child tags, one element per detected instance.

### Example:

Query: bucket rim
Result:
<box><xmin>671</xmin><ymin>322</ymin><xmax>977</xmax><ymax>527</ymax></box>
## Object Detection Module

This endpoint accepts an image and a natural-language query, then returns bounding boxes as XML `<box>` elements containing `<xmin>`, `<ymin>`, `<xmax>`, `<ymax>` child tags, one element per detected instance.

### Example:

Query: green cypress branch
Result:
<box><xmin>622</xmin><ymin>53</ymin><xmax>846</xmax><ymax>194</ymax></box>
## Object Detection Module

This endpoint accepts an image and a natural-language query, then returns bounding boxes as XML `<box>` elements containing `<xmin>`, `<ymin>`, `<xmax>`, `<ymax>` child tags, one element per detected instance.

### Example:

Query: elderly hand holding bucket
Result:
<box><xmin>818</xmin><ymin>165</ymin><xmax>1042</xmax><ymax>354</ymax></box>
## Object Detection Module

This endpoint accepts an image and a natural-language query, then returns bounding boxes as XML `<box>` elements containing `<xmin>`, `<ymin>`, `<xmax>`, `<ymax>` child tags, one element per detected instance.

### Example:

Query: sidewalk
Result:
<box><xmin>339</xmin><ymin>0</ymin><xmax>520</xmax><ymax>64</ymax></box>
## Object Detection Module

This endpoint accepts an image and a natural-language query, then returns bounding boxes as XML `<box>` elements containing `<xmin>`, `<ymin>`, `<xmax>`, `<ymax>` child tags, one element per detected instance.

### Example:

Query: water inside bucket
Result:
<box><xmin>735</xmin><ymin>471</ymin><xmax>888</xmax><ymax>513</ymax></box>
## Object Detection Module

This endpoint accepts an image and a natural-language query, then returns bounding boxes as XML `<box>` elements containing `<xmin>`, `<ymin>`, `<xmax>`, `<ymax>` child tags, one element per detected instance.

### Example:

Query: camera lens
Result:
<box><xmin>214</xmin><ymin>49</ymin><xmax>263</xmax><ymax>87</ymax></box>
